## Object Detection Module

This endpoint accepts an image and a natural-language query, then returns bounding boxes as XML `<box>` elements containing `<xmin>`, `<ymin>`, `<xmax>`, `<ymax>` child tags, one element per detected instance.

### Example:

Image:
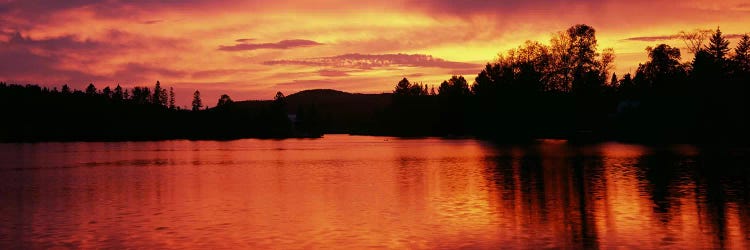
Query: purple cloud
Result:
<box><xmin>111</xmin><ymin>63</ymin><xmax>187</xmax><ymax>80</ymax></box>
<box><xmin>235</xmin><ymin>38</ymin><xmax>255</xmax><ymax>43</ymax></box>
<box><xmin>141</xmin><ymin>19</ymin><xmax>163</xmax><ymax>24</ymax></box>
<box><xmin>0</xmin><ymin>46</ymin><xmax>99</xmax><ymax>85</ymax></box>
<box><xmin>6</xmin><ymin>32</ymin><xmax>106</xmax><ymax>51</ymax></box>
<box><xmin>264</xmin><ymin>53</ymin><xmax>480</xmax><ymax>69</ymax></box>
<box><xmin>218</xmin><ymin>39</ymin><xmax>323</xmax><ymax>51</ymax></box>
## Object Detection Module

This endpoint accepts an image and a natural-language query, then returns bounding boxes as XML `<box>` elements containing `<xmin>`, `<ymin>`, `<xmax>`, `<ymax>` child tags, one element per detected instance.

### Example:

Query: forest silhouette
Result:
<box><xmin>1</xmin><ymin>24</ymin><xmax>749</xmax><ymax>143</ymax></box>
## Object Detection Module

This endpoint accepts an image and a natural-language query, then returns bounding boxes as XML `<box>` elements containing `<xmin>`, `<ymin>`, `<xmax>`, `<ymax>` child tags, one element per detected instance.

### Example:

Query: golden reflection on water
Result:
<box><xmin>0</xmin><ymin>135</ymin><xmax>748</xmax><ymax>249</ymax></box>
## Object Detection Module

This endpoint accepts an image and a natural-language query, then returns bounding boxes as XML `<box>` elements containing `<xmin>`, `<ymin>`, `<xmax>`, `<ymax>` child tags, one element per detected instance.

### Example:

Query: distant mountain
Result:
<box><xmin>234</xmin><ymin>89</ymin><xmax>392</xmax><ymax>134</ymax></box>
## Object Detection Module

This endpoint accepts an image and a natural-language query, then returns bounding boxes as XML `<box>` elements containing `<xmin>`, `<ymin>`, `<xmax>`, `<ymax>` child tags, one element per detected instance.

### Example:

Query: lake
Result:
<box><xmin>0</xmin><ymin>135</ymin><xmax>748</xmax><ymax>249</ymax></box>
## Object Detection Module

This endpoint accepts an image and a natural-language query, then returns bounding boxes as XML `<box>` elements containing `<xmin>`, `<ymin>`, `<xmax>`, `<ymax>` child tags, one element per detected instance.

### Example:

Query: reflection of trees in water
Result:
<box><xmin>481</xmin><ymin>143</ymin><xmax>750</xmax><ymax>249</ymax></box>
<box><xmin>692</xmin><ymin>151</ymin><xmax>750</xmax><ymax>249</ymax></box>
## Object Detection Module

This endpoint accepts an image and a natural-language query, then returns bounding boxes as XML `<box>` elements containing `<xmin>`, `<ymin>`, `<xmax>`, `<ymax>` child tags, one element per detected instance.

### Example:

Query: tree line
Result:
<box><xmin>383</xmin><ymin>25</ymin><xmax>750</xmax><ymax>143</ymax></box>
<box><xmin>26</xmin><ymin>80</ymin><xmax>237</xmax><ymax>111</ymax></box>
<box><xmin>0</xmin><ymin>81</ymin><xmax>301</xmax><ymax>141</ymax></box>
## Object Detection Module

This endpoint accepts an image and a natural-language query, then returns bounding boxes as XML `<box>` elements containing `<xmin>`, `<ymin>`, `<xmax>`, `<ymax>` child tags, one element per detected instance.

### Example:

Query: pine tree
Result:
<box><xmin>153</xmin><ymin>81</ymin><xmax>167</xmax><ymax>106</ymax></box>
<box><xmin>102</xmin><ymin>86</ymin><xmax>112</xmax><ymax>99</ymax></box>
<box><xmin>707</xmin><ymin>27</ymin><xmax>730</xmax><ymax>60</ymax></box>
<box><xmin>85</xmin><ymin>83</ymin><xmax>97</xmax><ymax>95</ymax></box>
<box><xmin>610</xmin><ymin>72</ymin><xmax>618</xmax><ymax>87</ymax></box>
<box><xmin>394</xmin><ymin>78</ymin><xmax>411</xmax><ymax>95</ymax></box>
<box><xmin>191</xmin><ymin>90</ymin><xmax>202</xmax><ymax>111</ymax></box>
<box><xmin>733</xmin><ymin>34</ymin><xmax>750</xmax><ymax>72</ymax></box>
<box><xmin>169</xmin><ymin>87</ymin><xmax>176</xmax><ymax>109</ymax></box>
<box><xmin>114</xmin><ymin>84</ymin><xmax>123</xmax><ymax>100</ymax></box>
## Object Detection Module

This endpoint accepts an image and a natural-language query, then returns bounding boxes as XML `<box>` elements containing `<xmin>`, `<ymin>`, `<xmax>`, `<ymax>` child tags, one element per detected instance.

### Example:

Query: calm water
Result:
<box><xmin>0</xmin><ymin>135</ymin><xmax>748</xmax><ymax>249</ymax></box>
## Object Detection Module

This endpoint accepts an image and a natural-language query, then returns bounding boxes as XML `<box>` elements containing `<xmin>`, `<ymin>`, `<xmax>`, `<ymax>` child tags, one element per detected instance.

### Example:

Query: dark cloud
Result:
<box><xmin>0</xmin><ymin>47</ymin><xmax>100</xmax><ymax>86</ymax></box>
<box><xmin>6</xmin><ymin>32</ymin><xmax>106</xmax><ymax>51</ymax></box>
<box><xmin>0</xmin><ymin>31</ymin><xmax>109</xmax><ymax>84</ymax></box>
<box><xmin>141</xmin><ymin>19</ymin><xmax>164</xmax><ymax>24</ymax></box>
<box><xmin>725</xmin><ymin>34</ymin><xmax>748</xmax><ymax>39</ymax></box>
<box><xmin>4</xmin><ymin>30</ymin><xmax>185</xmax><ymax>55</ymax></box>
<box><xmin>218</xmin><ymin>39</ymin><xmax>323</xmax><ymax>51</ymax></box>
<box><xmin>111</xmin><ymin>63</ymin><xmax>187</xmax><ymax>81</ymax></box>
<box><xmin>265</xmin><ymin>53</ymin><xmax>480</xmax><ymax>70</ymax></box>
<box><xmin>235</xmin><ymin>38</ymin><xmax>255</xmax><ymax>43</ymax></box>
<box><xmin>623</xmin><ymin>35</ymin><xmax>679</xmax><ymax>42</ymax></box>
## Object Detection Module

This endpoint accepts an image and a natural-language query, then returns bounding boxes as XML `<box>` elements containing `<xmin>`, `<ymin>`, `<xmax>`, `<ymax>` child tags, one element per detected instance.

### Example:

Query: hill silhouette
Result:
<box><xmin>234</xmin><ymin>89</ymin><xmax>391</xmax><ymax>134</ymax></box>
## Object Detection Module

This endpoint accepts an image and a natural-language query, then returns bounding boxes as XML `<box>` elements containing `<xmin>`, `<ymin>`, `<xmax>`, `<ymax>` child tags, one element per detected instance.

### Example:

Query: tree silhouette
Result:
<box><xmin>153</xmin><ymin>81</ymin><xmax>168</xmax><ymax>107</ymax></box>
<box><xmin>102</xmin><ymin>86</ymin><xmax>112</xmax><ymax>99</ymax></box>
<box><xmin>169</xmin><ymin>87</ymin><xmax>176</xmax><ymax>109</ymax></box>
<box><xmin>600</xmin><ymin>48</ymin><xmax>615</xmax><ymax>82</ymax></box>
<box><xmin>394</xmin><ymin>77</ymin><xmax>411</xmax><ymax>95</ymax></box>
<box><xmin>549</xmin><ymin>31</ymin><xmax>574</xmax><ymax>92</ymax></box>
<box><xmin>732</xmin><ymin>34</ymin><xmax>750</xmax><ymax>72</ymax></box>
<box><xmin>678</xmin><ymin>29</ymin><xmax>712</xmax><ymax>54</ymax></box>
<box><xmin>568</xmin><ymin>24</ymin><xmax>599</xmax><ymax>75</ymax></box>
<box><xmin>618</xmin><ymin>73</ymin><xmax>635</xmax><ymax>97</ymax></box>
<box><xmin>274</xmin><ymin>91</ymin><xmax>285</xmax><ymax>102</ymax></box>
<box><xmin>272</xmin><ymin>91</ymin><xmax>287</xmax><ymax>111</ymax></box>
<box><xmin>635</xmin><ymin>44</ymin><xmax>686</xmax><ymax>93</ymax></box>
<box><xmin>217</xmin><ymin>94</ymin><xmax>233</xmax><ymax>107</ymax></box>
<box><xmin>707</xmin><ymin>27</ymin><xmax>730</xmax><ymax>61</ymax></box>
<box><xmin>472</xmin><ymin>63</ymin><xmax>500</xmax><ymax>96</ymax></box>
<box><xmin>85</xmin><ymin>83</ymin><xmax>97</xmax><ymax>95</ymax></box>
<box><xmin>567</xmin><ymin>24</ymin><xmax>603</xmax><ymax>95</ymax></box>
<box><xmin>438</xmin><ymin>75</ymin><xmax>470</xmax><ymax>97</ymax></box>
<box><xmin>113</xmin><ymin>84</ymin><xmax>123</xmax><ymax>101</ymax></box>
<box><xmin>192</xmin><ymin>90</ymin><xmax>203</xmax><ymax>111</ymax></box>
<box><xmin>131</xmin><ymin>87</ymin><xmax>151</xmax><ymax>104</ymax></box>
<box><xmin>610</xmin><ymin>73</ymin><xmax>618</xmax><ymax>87</ymax></box>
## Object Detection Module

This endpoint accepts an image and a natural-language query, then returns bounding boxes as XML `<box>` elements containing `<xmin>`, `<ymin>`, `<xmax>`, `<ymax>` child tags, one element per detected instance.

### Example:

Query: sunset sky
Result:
<box><xmin>2</xmin><ymin>0</ymin><xmax>749</xmax><ymax>106</ymax></box>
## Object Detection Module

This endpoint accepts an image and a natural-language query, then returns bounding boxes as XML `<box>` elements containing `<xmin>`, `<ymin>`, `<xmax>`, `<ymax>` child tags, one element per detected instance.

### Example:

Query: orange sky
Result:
<box><xmin>1</xmin><ymin>0</ymin><xmax>749</xmax><ymax>106</ymax></box>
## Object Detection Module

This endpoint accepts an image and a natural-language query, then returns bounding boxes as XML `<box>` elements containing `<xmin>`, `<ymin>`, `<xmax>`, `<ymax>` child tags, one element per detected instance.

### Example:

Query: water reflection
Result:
<box><xmin>0</xmin><ymin>136</ymin><xmax>748</xmax><ymax>249</ymax></box>
<box><xmin>481</xmin><ymin>142</ymin><xmax>749</xmax><ymax>249</ymax></box>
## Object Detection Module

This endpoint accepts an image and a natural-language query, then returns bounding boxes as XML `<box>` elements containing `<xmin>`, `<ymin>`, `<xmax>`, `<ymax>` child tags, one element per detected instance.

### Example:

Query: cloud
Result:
<box><xmin>0</xmin><ymin>46</ymin><xmax>99</xmax><ymax>85</ymax></box>
<box><xmin>141</xmin><ymin>19</ymin><xmax>163</xmax><ymax>25</ymax></box>
<box><xmin>6</xmin><ymin>32</ymin><xmax>106</xmax><ymax>51</ymax></box>
<box><xmin>317</xmin><ymin>69</ymin><xmax>350</xmax><ymax>77</ymax></box>
<box><xmin>265</xmin><ymin>53</ymin><xmax>480</xmax><ymax>70</ymax></box>
<box><xmin>111</xmin><ymin>63</ymin><xmax>187</xmax><ymax>81</ymax></box>
<box><xmin>623</xmin><ymin>35</ymin><xmax>680</xmax><ymax>42</ymax></box>
<box><xmin>4</xmin><ymin>30</ymin><xmax>186</xmax><ymax>55</ymax></box>
<box><xmin>624</xmin><ymin>33</ymin><xmax>747</xmax><ymax>42</ymax></box>
<box><xmin>218</xmin><ymin>39</ymin><xmax>323</xmax><ymax>51</ymax></box>
<box><xmin>235</xmin><ymin>38</ymin><xmax>255</xmax><ymax>43</ymax></box>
